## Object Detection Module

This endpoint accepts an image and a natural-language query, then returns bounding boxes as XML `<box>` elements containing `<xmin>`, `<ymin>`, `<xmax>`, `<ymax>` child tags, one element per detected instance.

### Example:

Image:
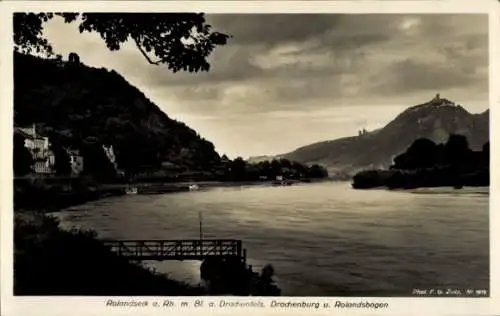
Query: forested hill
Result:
<box><xmin>282</xmin><ymin>96</ymin><xmax>489</xmax><ymax>175</ymax></box>
<box><xmin>14</xmin><ymin>52</ymin><xmax>221</xmax><ymax>175</ymax></box>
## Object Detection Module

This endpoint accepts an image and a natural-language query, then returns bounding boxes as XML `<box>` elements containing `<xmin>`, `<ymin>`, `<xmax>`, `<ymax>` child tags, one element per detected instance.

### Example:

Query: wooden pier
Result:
<box><xmin>102</xmin><ymin>239</ymin><xmax>246</xmax><ymax>262</ymax></box>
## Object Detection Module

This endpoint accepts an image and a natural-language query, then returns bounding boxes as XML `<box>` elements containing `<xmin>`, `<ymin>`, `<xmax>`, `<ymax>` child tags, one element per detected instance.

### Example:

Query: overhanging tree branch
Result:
<box><xmin>14</xmin><ymin>13</ymin><xmax>230</xmax><ymax>72</ymax></box>
<box><xmin>132</xmin><ymin>37</ymin><xmax>161</xmax><ymax>65</ymax></box>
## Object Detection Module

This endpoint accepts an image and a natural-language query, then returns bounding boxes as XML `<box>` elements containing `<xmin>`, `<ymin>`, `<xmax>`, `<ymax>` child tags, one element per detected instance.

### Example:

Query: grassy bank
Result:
<box><xmin>14</xmin><ymin>212</ymin><xmax>205</xmax><ymax>295</ymax></box>
<box><xmin>14</xmin><ymin>176</ymin><xmax>126</xmax><ymax>212</ymax></box>
<box><xmin>13</xmin><ymin>177</ymin><xmax>282</xmax><ymax>296</ymax></box>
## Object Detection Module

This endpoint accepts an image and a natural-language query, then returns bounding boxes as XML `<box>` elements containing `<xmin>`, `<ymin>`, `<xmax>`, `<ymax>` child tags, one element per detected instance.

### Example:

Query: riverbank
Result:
<box><xmin>14</xmin><ymin>176</ymin><xmax>126</xmax><ymax>212</ymax></box>
<box><xmin>123</xmin><ymin>178</ymin><xmax>328</xmax><ymax>191</ymax></box>
<box><xmin>14</xmin><ymin>176</ymin><xmax>326</xmax><ymax>212</ymax></box>
<box><xmin>351</xmin><ymin>167</ymin><xmax>489</xmax><ymax>190</ymax></box>
<box><xmin>13</xmin><ymin>177</ymin><xmax>282</xmax><ymax>296</ymax></box>
<box><xmin>14</xmin><ymin>212</ymin><xmax>205</xmax><ymax>295</ymax></box>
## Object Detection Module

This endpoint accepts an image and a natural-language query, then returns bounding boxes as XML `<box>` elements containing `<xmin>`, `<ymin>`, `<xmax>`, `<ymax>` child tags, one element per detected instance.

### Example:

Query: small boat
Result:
<box><xmin>125</xmin><ymin>186</ymin><xmax>138</xmax><ymax>195</ymax></box>
<box><xmin>189</xmin><ymin>184</ymin><xmax>200</xmax><ymax>191</ymax></box>
<box><xmin>272</xmin><ymin>180</ymin><xmax>293</xmax><ymax>186</ymax></box>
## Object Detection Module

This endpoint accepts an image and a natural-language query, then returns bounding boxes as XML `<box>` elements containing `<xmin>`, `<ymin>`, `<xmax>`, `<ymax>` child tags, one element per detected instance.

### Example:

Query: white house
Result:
<box><xmin>66</xmin><ymin>148</ymin><xmax>84</xmax><ymax>176</ymax></box>
<box><xmin>18</xmin><ymin>124</ymin><xmax>50</xmax><ymax>152</ymax></box>
<box><xmin>16</xmin><ymin>124</ymin><xmax>56</xmax><ymax>174</ymax></box>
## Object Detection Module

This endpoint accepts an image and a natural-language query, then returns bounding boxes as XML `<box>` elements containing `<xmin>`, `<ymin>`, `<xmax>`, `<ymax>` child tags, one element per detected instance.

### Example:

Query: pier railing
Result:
<box><xmin>102</xmin><ymin>239</ymin><xmax>245</xmax><ymax>262</ymax></box>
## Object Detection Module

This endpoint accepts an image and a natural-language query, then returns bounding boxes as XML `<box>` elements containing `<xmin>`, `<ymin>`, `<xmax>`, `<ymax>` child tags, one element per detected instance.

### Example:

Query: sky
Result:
<box><xmin>41</xmin><ymin>13</ymin><xmax>489</xmax><ymax>159</ymax></box>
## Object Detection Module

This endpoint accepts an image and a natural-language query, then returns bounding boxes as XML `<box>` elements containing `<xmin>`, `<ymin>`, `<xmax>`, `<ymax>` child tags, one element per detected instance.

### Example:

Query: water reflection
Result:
<box><xmin>55</xmin><ymin>182</ymin><xmax>489</xmax><ymax>296</ymax></box>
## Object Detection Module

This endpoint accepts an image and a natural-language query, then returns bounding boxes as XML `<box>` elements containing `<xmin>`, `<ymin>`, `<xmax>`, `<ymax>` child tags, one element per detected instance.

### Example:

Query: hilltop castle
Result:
<box><xmin>431</xmin><ymin>93</ymin><xmax>456</xmax><ymax>106</ymax></box>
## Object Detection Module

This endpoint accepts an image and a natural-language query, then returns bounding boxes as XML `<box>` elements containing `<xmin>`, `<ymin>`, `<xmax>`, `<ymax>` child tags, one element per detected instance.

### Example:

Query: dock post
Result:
<box><xmin>199</xmin><ymin>212</ymin><xmax>203</xmax><ymax>258</ymax></box>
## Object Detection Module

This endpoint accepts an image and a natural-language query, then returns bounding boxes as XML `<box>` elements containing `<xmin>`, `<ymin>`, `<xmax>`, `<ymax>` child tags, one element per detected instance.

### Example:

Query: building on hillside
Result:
<box><xmin>15</xmin><ymin>123</ymin><xmax>55</xmax><ymax>174</ymax></box>
<box><xmin>102</xmin><ymin>144</ymin><xmax>116</xmax><ymax>164</ymax></box>
<box><xmin>18</xmin><ymin>124</ymin><xmax>49</xmax><ymax>152</ymax></box>
<box><xmin>68</xmin><ymin>52</ymin><xmax>81</xmax><ymax>64</ymax></box>
<box><xmin>102</xmin><ymin>144</ymin><xmax>125</xmax><ymax>176</ymax></box>
<box><xmin>358</xmin><ymin>128</ymin><xmax>368</xmax><ymax>137</ymax></box>
<box><xmin>431</xmin><ymin>93</ymin><xmax>456</xmax><ymax>106</ymax></box>
<box><xmin>66</xmin><ymin>148</ymin><xmax>84</xmax><ymax>176</ymax></box>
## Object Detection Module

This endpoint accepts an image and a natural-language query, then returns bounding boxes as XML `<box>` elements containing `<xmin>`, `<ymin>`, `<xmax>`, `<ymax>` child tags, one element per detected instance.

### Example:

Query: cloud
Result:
<box><xmin>40</xmin><ymin>13</ymin><xmax>489</xmax><ymax>157</ymax></box>
<box><xmin>206</xmin><ymin>14</ymin><xmax>343</xmax><ymax>46</ymax></box>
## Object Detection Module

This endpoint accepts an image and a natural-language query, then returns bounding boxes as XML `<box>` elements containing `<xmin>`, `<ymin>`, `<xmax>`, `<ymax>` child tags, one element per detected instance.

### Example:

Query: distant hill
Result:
<box><xmin>246</xmin><ymin>155</ymin><xmax>278</xmax><ymax>164</ymax></box>
<box><xmin>281</xmin><ymin>95</ymin><xmax>489</xmax><ymax>176</ymax></box>
<box><xmin>14</xmin><ymin>52</ymin><xmax>221</xmax><ymax>176</ymax></box>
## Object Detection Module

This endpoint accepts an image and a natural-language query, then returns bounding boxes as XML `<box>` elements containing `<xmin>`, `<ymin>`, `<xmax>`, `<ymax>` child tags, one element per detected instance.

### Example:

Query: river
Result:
<box><xmin>54</xmin><ymin>181</ymin><xmax>489</xmax><ymax>296</ymax></box>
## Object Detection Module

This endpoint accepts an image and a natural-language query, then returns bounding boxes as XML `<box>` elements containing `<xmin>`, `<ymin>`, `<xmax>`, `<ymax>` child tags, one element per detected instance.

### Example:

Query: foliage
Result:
<box><xmin>13</xmin><ymin>132</ymin><xmax>33</xmax><ymax>176</ymax></box>
<box><xmin>14</xmin><ymin>212</ymin><xmax>205</xmax><ymax>295</ymax></box>
<box><xmin>444</xmin><ymin>134</ymin><xmax>470</xmax><ymax>167</ymax></box>
<box><xmin>13</xmin><ymin>13</ymin><xmax>56</xmax><ymax>56</ymax></box>
<box><xmin>217</xmin><ymin>157</ymin><xmax>328</xmax><ymax>181</ymax></box>
<box><xmin>13</xmin><ymin>13</ymin><xmax>230</xmax><ymax>72</ymax></box>
<box><xmin>392</xmin><ymin>138</ymin><xmax>440</xmax><ymax>170</ymax></box>
<box><xmin>50</xmin><ymin>142</ymin><xmax>72</xmax><ymax>176</ymax></box>
<box><xmin>353</xmin><ymin>134</ymin><xmax>489</xmax><ymax>189</ymax></box>
<box><xmin>80</xmin><ymin>142</ymin><xmax>117</xmax><ymax>181</ymax></box>
<box><xmin>14</xmin><ymin>210</ymin><xmax>282</xmax><ymax>295</ymax></box>
<box><xmin>200</xmin><ymin>258</ymin><xmax>281</xmax><ymax>296</ymax></box>
<box><xmin>392</xmin><ymin>134</ymin><xmax>487</xmax><ymax>171</ymax></box>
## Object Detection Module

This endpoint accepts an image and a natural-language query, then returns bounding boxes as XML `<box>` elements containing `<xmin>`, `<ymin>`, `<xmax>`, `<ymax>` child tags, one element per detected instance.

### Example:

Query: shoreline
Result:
<box><xmin>13</xmin><ymin>176</ymin><xmax>283</xmax><ymax>296</ymax></box>
<box><xmin>14</xmin><ymin>211</ymin><xmax>207</xmax><ymax>296</ymax></box>
<box><xmin>351</xmin><ymin>167</ymin><xmax>489</xmax><ymax>190</ymax></box>
<box><xmin>14</xmin><ymin>175</ymin><xmax>331</xmax><ymax>213</ymax></box>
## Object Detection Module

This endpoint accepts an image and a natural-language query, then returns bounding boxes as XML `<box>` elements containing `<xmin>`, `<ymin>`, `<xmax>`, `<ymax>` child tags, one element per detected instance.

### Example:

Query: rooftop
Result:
<box><xmin>15</xmin><ymin>127</ymin><xmax>45</xmax><ymax>139</ymax></box>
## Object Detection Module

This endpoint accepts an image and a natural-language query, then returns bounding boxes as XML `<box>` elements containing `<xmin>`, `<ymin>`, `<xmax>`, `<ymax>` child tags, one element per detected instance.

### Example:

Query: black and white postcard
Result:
<box><xmin>1</xmin><ymin>1</ymin><xmax>499</xmax><ymax>316</ymax></box>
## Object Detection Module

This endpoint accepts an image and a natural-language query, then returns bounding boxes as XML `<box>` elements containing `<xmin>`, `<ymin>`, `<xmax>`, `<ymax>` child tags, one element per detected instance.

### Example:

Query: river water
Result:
<box><xmin>55</xmin><ymin>181</ymin><xmax>489</xmax><ymax>296</ymax></box>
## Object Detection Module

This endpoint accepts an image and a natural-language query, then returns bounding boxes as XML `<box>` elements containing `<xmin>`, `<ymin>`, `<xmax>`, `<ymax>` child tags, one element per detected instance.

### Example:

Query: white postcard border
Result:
<box><xmin>1</xmin><ymin>1</ymin><xmax>499</xmax><ymax>316</ymax></box>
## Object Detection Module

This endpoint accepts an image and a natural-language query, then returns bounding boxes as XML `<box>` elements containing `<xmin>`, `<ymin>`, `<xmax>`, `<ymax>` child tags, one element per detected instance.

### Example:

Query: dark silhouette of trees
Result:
<box><xmin>229</xmin><ymin>157</ymin><xmax>247</xmax><ymax>180</ymax></box>
<box><xmin>80</xmin><ymin>142</ymin><xmax>117</xmax><ymax>181</ymax></box>
<box><xmin>444</xmin><ymin>134</ymin><xmax>470</xmax><ymax>168</ymax></box>
<box><xmin>15</xmin><ymin>213</ymin><xmax>205</xmax><ymax>295</ymax></box>
<box><xmin>52</xmin><ymin>145</ymin><xmax>72</xmax><ymax>176</ymax></box>
<box><xmin>392</xmin><ymin>134</ymin><xmax>481</xmax><ymax>171</ymax></box>
<box><xmin>393</xmin><ymin>138</ymin><xmax>439</xmax><ymax>170</ymax></box>
<box><xmin>13</xmin><ymin>133</ymin><xmax>33</xmax><ymax>176</ymax></box>
<box><xmin>482</xmin><ymin>141</ymin><xmax>490</xmax><ymax>166</ymax></box>
<box><xmin>354</xmin><ymin>134</ymin><xmax>489</xmax><ymax>189</ymax></box>
<box><xmin>14</xmin><ymin>13</ymin><xmax>230</xmax><ymax>72</ymax></box>
<box><xmin>200</xmin><ymin>258</ymin><xmax>281</xmax><ymax>295</ymax></box>
<box><xmin>215</xmin><ymin>157</ymin><xmax>328</xmax><ymax>182</ymax></box>
<box><xmin>307</xmin><ymin>164</ymin><xmax>329</xmax><ymax>178</ymax></box>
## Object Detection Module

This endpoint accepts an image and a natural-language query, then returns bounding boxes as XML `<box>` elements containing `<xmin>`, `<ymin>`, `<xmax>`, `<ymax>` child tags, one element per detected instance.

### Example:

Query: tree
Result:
<box><xmin>52</xmin><ymin>148</ymin><xmax>71</xmax><ymax>176</ymax></box>
<box><xmin>307</xmin><ymin>164</ymin><xmax>328</xmax><ymax>178</ymax></box>
<box><xmin>482</xmin><ymin>141</ymin><xmax>489</xmax><ymax>167</ymax></box>
<box><xmin>393</xmin><ymin>138</ymin><xmax>438</xmax><ymax>170</ymax></box>
<box><xmin>81</xmin><ymin>142</ymin><xmax>117</xmax><ymax>181</ymax></box>
<box><xmin>444</xmin><ymin>134</ymin><xmax>470</xmax><ymax>167</ymax></box>
<box><xmin>229</xmin><ymin>157</ymin><xmax>247</xmax><ymax>180</ymax></box>
<box><xmin>13</xmin><ymin>133</ymin><xmax>33</xmax><ymax>176</ymax></box>
<box><xmin>14</xmin><ymin>13</ymin><xmax>230</xmax><ymax>72</ymax></box>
